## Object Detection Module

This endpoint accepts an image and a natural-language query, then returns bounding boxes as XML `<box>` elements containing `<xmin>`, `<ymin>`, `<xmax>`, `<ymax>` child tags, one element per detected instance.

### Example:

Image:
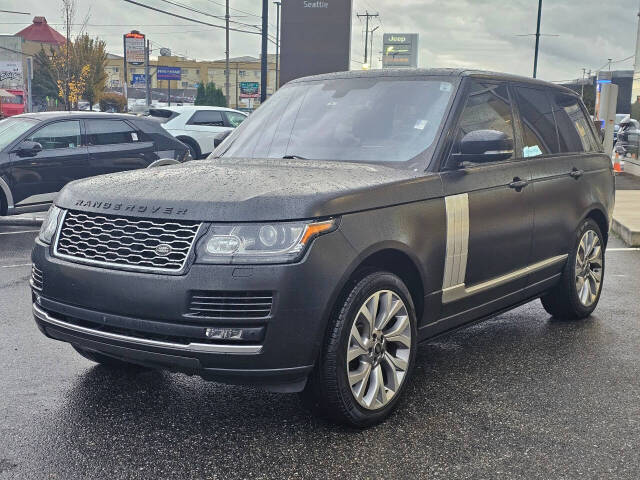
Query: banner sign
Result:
<box><xmin>124</xmin><ymin>31</ymin><xmax>145</xmax><ymax>65</ymax></box>
<box><xmin>157</xmin><ymin>66</ymin><xmax>181</xmax><ymax>81</ymax></box>
<box><xmin>0</xmin><ymin>61</ymin><xmax>23</xmax><ymax>83</ymax></box>
<box><xmin>131</xmin><ymin>73</ymin><xmax>146</xmax><ymax>86</ymax></box>
<box><xmin>382</xmin><ymin>33</ymin><xmax>419</xmax><ymax>68</ymax></box>
<box><xmin>239</xmin><ymin>81</ymin><xmax>260</xmax><ymax>98</ymax></box>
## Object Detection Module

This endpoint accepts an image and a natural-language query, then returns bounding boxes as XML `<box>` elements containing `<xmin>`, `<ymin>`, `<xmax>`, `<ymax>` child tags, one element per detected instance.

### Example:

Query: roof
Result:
<box><xmin>15</xmin><ymin>17</ymin><xmax>66</xmax><ymax>45</ymax></box>
<box><xmin>157</xmin><ymin>105</ymin><xmax>245</xmax><ymax>114</ymax></box>
<box><xmin>289</xmin><ymin>68</ymin><xmax>575</xmax><ymax>94</ymax></box>
<box><xmin>15</xmin><ymin>111</ymin><xmax>136</xmax><ymax>121</ymax></box>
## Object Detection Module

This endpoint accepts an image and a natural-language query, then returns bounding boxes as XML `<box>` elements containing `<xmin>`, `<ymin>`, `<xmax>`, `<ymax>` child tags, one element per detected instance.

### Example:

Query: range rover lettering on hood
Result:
<box><xmin>73</xmin><ymin>199</ymin><xmax>188</xmax><ymax>216</ymax></box>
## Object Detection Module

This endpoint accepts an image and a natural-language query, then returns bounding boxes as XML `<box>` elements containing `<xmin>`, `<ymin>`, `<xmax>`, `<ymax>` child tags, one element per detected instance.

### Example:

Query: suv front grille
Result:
<box><xmin>54</xmin><ymin>210</ymin><xmax>201</xmax><ymax>273</ymax></box>
<box><xmin>187</xmin><ymin>291</ymin><xmax>274</xmax><ymax>319</ymax></box>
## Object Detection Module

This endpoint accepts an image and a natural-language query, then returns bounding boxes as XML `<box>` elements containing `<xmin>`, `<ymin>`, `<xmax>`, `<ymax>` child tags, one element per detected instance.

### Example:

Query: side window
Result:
<box><xmin>86</xmin><ymin>120</ymin><xmax>138</xmax><ymax>146</ymax></box>
<box><xmin>514</xmin><ymin>86</ymin><xmax>558</xmax><ymax>157</ymax></box>
<box><xmin>28</xmin><ymin>121</ymin><xmax>81</xmax><ymax>150</ymax></box>
<box><xmin>225</xmin><ymin>112</ymin><xmax>246</xmax><ymax>128</ymax></box>
<box><xmin>453</xmin><ymin>81</ymin><xmax>515</xmax><ymax>162</ymax></box>
<box><xmin>188</xmin><ymin>110</ymin><xmax>225</xmax><ymax>126</ymax></box>
<box><xmin>551</xmin><ymin>92</ymin><xmax>595</xmax><ymax>153</ymax></box>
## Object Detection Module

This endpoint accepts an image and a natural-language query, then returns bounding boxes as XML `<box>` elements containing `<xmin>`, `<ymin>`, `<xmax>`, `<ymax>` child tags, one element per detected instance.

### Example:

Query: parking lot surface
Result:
<box><xmin>1</xmin><ymin>228</ymin><xmax>639</xmax><ymax>479</ymax></box>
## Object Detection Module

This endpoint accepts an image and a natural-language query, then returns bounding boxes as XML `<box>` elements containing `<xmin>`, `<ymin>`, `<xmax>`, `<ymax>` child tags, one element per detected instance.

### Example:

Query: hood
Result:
<box><xmin>56</xmin><ymin>158</ymin><xmax>443</xmax><ymax>221</ymax></box>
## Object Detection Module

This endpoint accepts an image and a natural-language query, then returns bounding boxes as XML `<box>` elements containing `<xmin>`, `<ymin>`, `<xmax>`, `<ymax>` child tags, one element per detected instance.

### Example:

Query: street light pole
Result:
<box><xmin>260</xmin><ymin>0</ymin><xmax>268</xmax><ymax>103</ymax></box>
<box><xmin>225</xmin><ymin>0</ymin><xmax>230</xmax><ymax>106</ymax></box>
<box><xmin>274</xmin><ymin>1</ymin><xmax>281</xmax><ymax>90</ymax></box>
<box><xmin>533</xmin><ymin>0</ymin><xmax>542</xmax><ymax>78</ymax></box>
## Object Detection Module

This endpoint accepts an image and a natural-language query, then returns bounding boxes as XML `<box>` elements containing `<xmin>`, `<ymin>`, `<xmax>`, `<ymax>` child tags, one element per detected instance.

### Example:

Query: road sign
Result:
<box><xmin>157</xmin><ymin>66</ymin><xmax>181</xmax><ymax>81</ymax></box>
<box><xmin>239</xmin><ymin>81</ymin><xmax>260</xmax><ymax>98</ymax></box>
<box><xmin>131</xmin><ymin>74</ymin><xmax>146</xmax><ymax>86</ymax></box>
<box><xmin>382</xmin><ymin>33</ymin><xmax>419</xmax><ymax>68</ymax></box>
<box><xmin>124</xmin><ymin>31</ymin><xmax>145</xmax><ymax>65</ymax></box>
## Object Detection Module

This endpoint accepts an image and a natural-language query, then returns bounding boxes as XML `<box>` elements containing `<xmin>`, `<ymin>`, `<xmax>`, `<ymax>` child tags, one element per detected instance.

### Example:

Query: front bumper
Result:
<box><xmin>31</xmin><ymin>230</ymin><xmax>355</xmax><ymax>391</ymax></box>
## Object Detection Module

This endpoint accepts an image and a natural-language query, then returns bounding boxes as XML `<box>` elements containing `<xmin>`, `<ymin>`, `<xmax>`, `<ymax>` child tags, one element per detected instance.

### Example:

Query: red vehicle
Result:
<box><xmin>0</xmin><ymin>89</ymin><xmax>25</xmax><ymax>117</ymax></box>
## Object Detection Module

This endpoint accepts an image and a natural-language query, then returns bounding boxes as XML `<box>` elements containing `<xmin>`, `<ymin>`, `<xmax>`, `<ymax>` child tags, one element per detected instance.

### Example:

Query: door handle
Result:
<box><xmin>509</xmin><ymin>178</ymin><xmax>529</xmax><ymax>191</ymax></box>
<box><xmin>569</xmin><ymin>168</ymin><xmax>584</xmax><ymax>179</ymax></box>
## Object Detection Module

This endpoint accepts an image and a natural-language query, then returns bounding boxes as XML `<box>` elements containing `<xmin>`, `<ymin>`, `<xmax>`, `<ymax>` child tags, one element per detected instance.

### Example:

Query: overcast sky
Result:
<box><xmin>4</xmin><ymin>0</ymin><xmax>639</xmax><ymax>82</ymax></box>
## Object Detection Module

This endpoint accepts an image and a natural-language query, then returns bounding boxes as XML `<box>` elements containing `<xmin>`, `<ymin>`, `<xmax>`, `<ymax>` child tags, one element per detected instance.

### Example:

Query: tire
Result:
<box><xmin>300</xmin><ymin>271</ymin><xmax>418</xmax><ymax>427</ymax></box>
<box><xmin>72</xmin><ymin>345</ymin><xmax>151</xmax><ymax>371</ymax></box>
<box><xmin>178</xmin><ymin>137</ymin><xmax>201</xmax><ymax>160</ymax></box>
<box><xmin>0</xmin><ymin>192</ymin><xmax>6</xmax><ymax>217</ymax></box>
<box><xmin>541</xmin><ymin>218</ymin><xmax>605</xmax><ymax>320</ymax></box>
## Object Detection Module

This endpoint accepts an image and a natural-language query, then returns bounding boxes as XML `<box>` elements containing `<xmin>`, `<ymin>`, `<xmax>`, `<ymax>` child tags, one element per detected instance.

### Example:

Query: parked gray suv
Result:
<box><xmin>31</xmin><ymin>69</ymin><xmax>614</xmax><ymax>427</ymax></box>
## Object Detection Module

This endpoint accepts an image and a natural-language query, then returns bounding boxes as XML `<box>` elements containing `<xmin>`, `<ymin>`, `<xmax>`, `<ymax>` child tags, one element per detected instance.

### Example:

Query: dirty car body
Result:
<box><xmin>31</xmin><ymin>69</ymin><xmax>614</xmax><ymax>426</ymax></box>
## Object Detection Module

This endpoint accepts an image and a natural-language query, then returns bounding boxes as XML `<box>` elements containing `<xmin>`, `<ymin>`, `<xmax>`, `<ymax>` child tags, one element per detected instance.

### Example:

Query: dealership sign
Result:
<box><xmin>124</xmin><ymin>31</ymin><xmax>145</xmax><ymax>65</ymax></box>
<box><xmin>157</xmin><ymin>66</ymin><xmax>181</xmax><ymax>81</ymax></box>
<box><xmin>239</xmin><ymin>81</ymin><xmax>260</xmax><ymax>98</ymax></box>
<box><xmin>280</xmin><ymin>0</ymin><xmax>352</xmax><ymax>84</ymax></box>
<box><xmin>382</xmin><ymin>33</ymin><xmax>419</xmax><ymax>68</ymax></box>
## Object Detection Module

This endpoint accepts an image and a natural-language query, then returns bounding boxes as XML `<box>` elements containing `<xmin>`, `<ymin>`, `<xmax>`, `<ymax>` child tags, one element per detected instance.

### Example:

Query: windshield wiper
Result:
<box><xmin>282</xmin><ymin>155</ymin><xmax>307</xmax><ymax>160</ymax></box>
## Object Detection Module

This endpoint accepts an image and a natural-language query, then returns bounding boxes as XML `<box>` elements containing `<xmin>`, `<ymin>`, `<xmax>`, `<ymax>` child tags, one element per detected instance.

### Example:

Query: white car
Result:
<box><xmin>148</xmin><ymin>106</ymin><xmax>247</xmax><ymax>159</ymax></box>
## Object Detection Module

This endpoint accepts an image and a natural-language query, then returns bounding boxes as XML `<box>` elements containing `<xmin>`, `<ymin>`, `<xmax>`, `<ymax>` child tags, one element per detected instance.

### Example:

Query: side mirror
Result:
<box><xmin>451</xmin><ymin>130</ymin><xmax>513</xmax><ymax>167</ymax></box>
<box><xmin>14</xmin><ymin>140</ymin><xmax>43</xmax><ymax>157</ymax></box>
<box><xmin>213</xmin><ymin>130</ymin><xmax>232</xmax><ymax>148</ymax></box>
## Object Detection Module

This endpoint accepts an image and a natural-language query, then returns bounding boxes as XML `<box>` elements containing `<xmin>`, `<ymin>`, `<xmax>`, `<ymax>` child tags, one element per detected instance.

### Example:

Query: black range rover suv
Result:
<box><xmin>31</xmin><ymin>70</ymin><xmax>614</xmax><ymax>427</ymax></box>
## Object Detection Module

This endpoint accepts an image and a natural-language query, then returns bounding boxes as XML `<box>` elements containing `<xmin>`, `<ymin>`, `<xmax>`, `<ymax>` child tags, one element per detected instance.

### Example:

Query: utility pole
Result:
<box><xmin>608</xmin><ymin>58</ymin><xmax>612</xmax><ymax>71</ymax></box>
<box><xmin>369</xmin><ymin>26</ymin><xmax>379</xmax><ymax>68</ymax></box>
<box><xmin>225</xmin><ymin>0</ymin><xmax>230</xmax><ymax>105</ymax></box>
<box><xmin>123</xmin><ymin>35</ymin><xmax>128</xmax><ymax>108</ymax></box>
<box><xmin>533</xmin><ymin>0</ymin><xmax>542</xmax><ymax>78</ymax></box>
<box><xmin>357</xmin><ymin>11</ymin><xmax>379</xmax><ymax>65</ymax></box>
<box><xmin>260</xmin><ymin>0</ymin><xmax>268</xmax><ymax>103</ymax></box>
<box><xmin>274</xmin><ymin>1</ymin><xmax>281</xmax><ymax>90</ymax></box>
<box><xmin>145</xmin><ymin>39</ymin><xmax>151</xmax><ymax>107</ymax></box>
<box><xmin>581</xmin><ymin>68</ymin><xmax>586</xmax><ymax>98</ymax></box>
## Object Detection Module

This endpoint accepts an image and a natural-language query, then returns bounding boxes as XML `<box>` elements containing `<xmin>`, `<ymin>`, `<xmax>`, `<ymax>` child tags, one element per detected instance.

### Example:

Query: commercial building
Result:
<box><xmin>105</xmin><ymin>53</ymin><xmax>278</xmax><ymax>109</ymax></box>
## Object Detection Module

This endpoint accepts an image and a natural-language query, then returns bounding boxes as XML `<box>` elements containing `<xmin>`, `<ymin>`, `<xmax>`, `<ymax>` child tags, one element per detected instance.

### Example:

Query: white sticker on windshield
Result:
<box><xmin>523</xmin><ymin>145</ymin><xmax>543</xmax><ymax>157</ymax></box>
<box><xmin>131</xmin><ymin>132</ymin><xmax>138</xmax><ymax>141</ymax></box>
<box><xmin>414</xmin><ymin>119</ymin><xmax>428</xmax><ymax>130</ymax></box>
<box><xmin>440</xmin><ymin>82</ymin><xmax>452</xmax><ymax>92</ymax></box>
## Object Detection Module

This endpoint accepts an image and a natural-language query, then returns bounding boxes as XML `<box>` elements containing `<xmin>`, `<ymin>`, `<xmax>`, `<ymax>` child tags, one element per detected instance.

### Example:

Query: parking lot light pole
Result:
<box><xmin>533</xmin><ymin>0</ymin><xmax>542</xmax><ymax>78</ymax></box>
<box><xmin>260</xmin><ymin>0</ymin><xmax>268</xmax><ymax>103</ymax></box>
<box><xmin>274</xmin><ymin>1</ymin><xmax>281</xmax><ymax>90</ymax></box>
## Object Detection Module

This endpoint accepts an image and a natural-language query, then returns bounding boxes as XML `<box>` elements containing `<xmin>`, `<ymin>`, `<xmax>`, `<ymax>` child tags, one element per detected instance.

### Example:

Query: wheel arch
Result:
<box><xmin>583</xmin><ymin>206</ymin><xmax>609</xmax><ymax>246</ymax></box>
<box><xmin>0</xmin><ymin>176</ymin><xmax>14</xmax><ymax>215</ymax></box>
<box><xmin>175</xmin><ymin>135</ymin><xmax>201</xmax><ymax>159</ymax></box>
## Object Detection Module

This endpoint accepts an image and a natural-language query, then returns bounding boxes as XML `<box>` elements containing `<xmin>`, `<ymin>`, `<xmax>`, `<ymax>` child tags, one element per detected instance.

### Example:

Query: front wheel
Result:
<box><xmin>541</xmin><ymin>218</ymin><xmax>605</xmax><ymax>320</ymax></box>
<box><xmin>300</xmin><ymin>271</ymin><xmax>417</xmax><ymax>427</ymax></box>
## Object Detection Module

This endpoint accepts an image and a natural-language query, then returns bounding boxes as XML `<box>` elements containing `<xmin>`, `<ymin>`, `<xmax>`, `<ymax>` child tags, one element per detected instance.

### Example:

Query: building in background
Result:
<box><xmin>15</xmin><ymin>16</ymin><xmax>66</xmax><ymax>56</ymax></box>
<box><xmin>105</xmin><ymin>53</ymin><xmax>277</xmax><ymax>110</ymax></box>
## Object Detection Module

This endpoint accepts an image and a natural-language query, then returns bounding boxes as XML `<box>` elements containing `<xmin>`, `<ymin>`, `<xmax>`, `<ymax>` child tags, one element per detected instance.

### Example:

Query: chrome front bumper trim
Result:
<box><xmin>32</xmin><ymin>303</ymin><xmax>262</xmax><ymax>354</ymax></box>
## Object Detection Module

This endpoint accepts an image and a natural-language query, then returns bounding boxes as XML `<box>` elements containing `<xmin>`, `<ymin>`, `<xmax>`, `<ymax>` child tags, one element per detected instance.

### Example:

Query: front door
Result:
<box><xmin>9</xmin><ymin>119</ymin><xmax>88</xmax><ymax>207</ymax></box>
<box><xmin>85</xmin><ymin>119</ymin><xmax>156</xmax><ymax>176</ymax></box>
<box><xmin>438</xmin><ymin>80</ymin><xmax>534</xmax><ymax>322</ymax></box>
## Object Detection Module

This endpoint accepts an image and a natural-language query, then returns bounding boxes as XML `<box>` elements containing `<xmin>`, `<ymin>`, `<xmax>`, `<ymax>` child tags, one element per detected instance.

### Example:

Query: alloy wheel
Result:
<box><xmin>575</xmin><ymin>229</ymin><xmax>603</xmax><ymax>307</ymax></box>
<box><xmin>346</xmin><ymin>290</ymin><xmax>411</xmax><ymax>410</ymax></box>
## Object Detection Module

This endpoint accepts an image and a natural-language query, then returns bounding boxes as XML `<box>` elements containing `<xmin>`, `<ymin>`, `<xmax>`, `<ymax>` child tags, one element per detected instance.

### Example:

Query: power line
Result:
<box><xmin>0</xmin><ymin>9</ymin><xmax>30</xmax><ymax>15</ymax></box>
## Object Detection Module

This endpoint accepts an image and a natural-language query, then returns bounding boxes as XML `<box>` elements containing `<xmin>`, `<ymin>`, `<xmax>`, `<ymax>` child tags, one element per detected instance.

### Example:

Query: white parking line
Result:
<box><xmin>0</xmin><ymin>230</ymin><xmax>39</xmax><ymax>236</ymax></box>
<box><xmin>0</xmin><ymin>263</ymin><xmax>31</xmax><ymax>268</ymax></box>
<box><xmin>607</xmin><ymin>248</ymin><xmax>640</xmax><ymax>252</ymax></box>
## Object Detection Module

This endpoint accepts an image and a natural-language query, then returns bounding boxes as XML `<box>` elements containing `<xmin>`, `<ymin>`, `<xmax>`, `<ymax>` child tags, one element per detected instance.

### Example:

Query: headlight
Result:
<box><xmin>195</xmin><ymin>218</ymin><xmax>338</xmax><ymax>264</ymax></box>
<box><xmin>39</xmin><ymin>205</ymin><xmax>63</xmax><ymax>244</ymax></box>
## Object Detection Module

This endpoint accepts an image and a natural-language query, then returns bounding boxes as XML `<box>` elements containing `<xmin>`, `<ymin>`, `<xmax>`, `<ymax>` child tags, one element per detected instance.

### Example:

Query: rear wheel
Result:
<box><xmin>178</xmin><ymin>137</ymin><xmax>201</xmax><ymax>160</ymax></box>
<box><xmin>72</xmin><ymin>345</ymin><xmax>151</xmax><ymax>371</ymax></box>
<box><xmin>300</xmin><ymin>271</ymin><xmax>417</xmax><ymax>427</ymax></box>
<box><xmin>541</xmin><ymin>218</ymin><xmax>605</xmax><ymax>320</ymax></box>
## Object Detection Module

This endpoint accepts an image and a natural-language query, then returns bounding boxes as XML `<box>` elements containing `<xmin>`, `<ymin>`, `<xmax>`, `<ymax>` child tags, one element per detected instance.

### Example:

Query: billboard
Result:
<box><xmin>131</xmin><ymin>73</ymin><xmax>146</xmax><ymax>86</ymax></box>
<box><xmin>124</xmin><ymin>31</ymin><xmax>145</xmax><ymax>65</ymax></box>
<box><xmin>280</xmin><ymin>0</ymin><xmax>352</xmax><ymax>85</ymax></box>
<box><xmin>0</xmin><ymin>61</ymin><xmax>23</xmax><ymax>84</ymax></box>
<box><xmin>382</xmin><ymin>33</ymin><xmax>419</xmax><ymax>69</ymax></box>
<box><xmin>157</xmin><ymin>66</ymin><xmax>181</xmax><ymax>81</ymax></box>
<box><xmin>239</xmin><ymin>82</ymin><xmax>259</xmax><ymax>98</ymax></box>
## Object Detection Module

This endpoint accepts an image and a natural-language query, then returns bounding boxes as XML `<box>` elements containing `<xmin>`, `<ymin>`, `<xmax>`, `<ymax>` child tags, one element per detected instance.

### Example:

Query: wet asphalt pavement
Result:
<box><xmin>0</xmin><ymin>229</ymin><xmax>639</xmax><ymax>479</ymax></box>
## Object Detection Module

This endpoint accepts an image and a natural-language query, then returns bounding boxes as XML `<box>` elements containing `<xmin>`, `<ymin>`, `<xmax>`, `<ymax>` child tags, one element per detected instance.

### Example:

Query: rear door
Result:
<box><xmin>8</xmin><ymin>119</ymin><xmax>88</xmax><ymax>207</ymax></box>
<box><xmin>439</xmin><ymin>79</ymin><xmax>534</xmax><ymax>321</ymax></box>
<box><xmin>183</xmin><ymin>110</ymin><xmax>231</xmax><ymax>155</ymax></box>
<box><xmin>514</xmin><ymin>86</ymin><xmax>605</xmax><ymax>285</ymax></box>
<box><xmin>86</xmin><ymin>118</ymin><xmax>156</xmax><ymax>177</ymax></box>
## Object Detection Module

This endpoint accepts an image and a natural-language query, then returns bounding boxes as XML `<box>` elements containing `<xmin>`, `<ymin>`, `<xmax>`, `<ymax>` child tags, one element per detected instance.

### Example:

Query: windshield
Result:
<box><xmin>0</xmin><ymin>117</ymin><xmax>38</xmax><ymax>151</ymax></box>
<box><xmin>220</xmin><ymin>77</ymin><xmax>455</xmax><ymax>167</ymax></box>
